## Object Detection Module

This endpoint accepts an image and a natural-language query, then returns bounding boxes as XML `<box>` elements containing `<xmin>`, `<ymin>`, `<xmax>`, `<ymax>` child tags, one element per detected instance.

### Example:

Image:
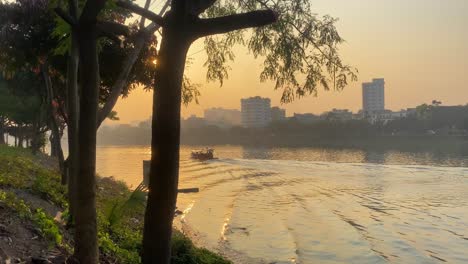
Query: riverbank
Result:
<box><xmin>98</xmin><ymin>132</ymin><xmax>468</xmax><ymax>153</ymax></box>
<box><xmin>0</xmin><ymin>145</ymin><xmax>231</xmax><ymax>263</ymax></box>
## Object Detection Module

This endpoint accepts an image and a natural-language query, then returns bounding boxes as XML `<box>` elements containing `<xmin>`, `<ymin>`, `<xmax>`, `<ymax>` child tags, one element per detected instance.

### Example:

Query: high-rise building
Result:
<box><xmin>271</xmin><ymin>107</ymin><xmax>286</xmax><ymax>122</ymax></box>
<box><xmin>362</xmin><ymin>78</ymin><xmax>385</xmax><ymax>115</ymax></box>
<box><xmin>241</xmin><ymin>96</ymin><xmax>271</xmax><ymax>127</ymax></box>
<box><xmin>204</xmin><ymin>108</ymin><xmax>241</xmax><ymax>127</ymax></box>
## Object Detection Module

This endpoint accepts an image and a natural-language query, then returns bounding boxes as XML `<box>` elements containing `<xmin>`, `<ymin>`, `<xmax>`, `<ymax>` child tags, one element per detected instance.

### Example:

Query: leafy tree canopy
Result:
<box><xmin>198</xmin><ymin>0</ymin><xmax>358</xmax><ymax>102</ymax></box>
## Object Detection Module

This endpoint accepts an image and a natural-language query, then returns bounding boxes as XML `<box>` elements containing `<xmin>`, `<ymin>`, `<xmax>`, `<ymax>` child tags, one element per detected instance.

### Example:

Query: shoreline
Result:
<box><xmin>0</xmin><ymin>145</ymin><xmax>232</xmax><ymax>263</ymax></box>
<box><xmin>97</xmin><ymin>135</ymin><xmax>468</xmax><ymax>150</ymax></box>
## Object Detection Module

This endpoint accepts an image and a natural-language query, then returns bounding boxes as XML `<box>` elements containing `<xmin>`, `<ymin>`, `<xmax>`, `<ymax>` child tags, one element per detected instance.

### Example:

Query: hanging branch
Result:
<box><xmin>193</xmin><ymin>10</ymin><xmax>278</xmax><ymax>38</ymax></box>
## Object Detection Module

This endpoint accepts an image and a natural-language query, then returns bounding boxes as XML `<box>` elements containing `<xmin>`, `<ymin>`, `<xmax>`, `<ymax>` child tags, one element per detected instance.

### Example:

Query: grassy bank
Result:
<box><xmin>0</xmin><ymin>145</ymin><xmax>231</xmax><ymax>263</ymax></box>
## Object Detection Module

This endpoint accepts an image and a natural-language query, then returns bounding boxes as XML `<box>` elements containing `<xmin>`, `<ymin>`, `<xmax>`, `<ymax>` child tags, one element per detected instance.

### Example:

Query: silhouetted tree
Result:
<box><xmin>52</xmin><ymin>0</ymin><xmax>160</xmax><ymax>261</ymax></box>
<box><xmin>118</xmin><ymin>0</ymin><xmax>356</xmax><ymax>263</ymax></box>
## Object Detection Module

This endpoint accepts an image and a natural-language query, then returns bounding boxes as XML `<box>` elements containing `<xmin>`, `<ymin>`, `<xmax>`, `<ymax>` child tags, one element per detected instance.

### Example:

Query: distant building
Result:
<box><xmin>241</xmin><ymin>96</ymin><xmax>271</xmax><ymax>127</ymax></box>
<box><xmin>182</xmin><ymin>115</ymin><xmax>206</xmax><ymax>128</ymax></box>
<box><xmin>293</xmin><ymin>113</ymin><xmax>320</xmax><ymax>124</ymax></box>
<box><xmin>204</xmin><ymin>108</ymin><xmax>241</xmax><ymax>128</ymax></box>
<box><xmin>271</xmin><ymin>107</ymin><xmax>286</xmax><ymax>122</ymax></box>
<box><xmin>363</xmin><ymin>78</ymin><xmax>385</xmax><ymax>116</ymax></box>
<box><xmin>368</xmin><ymin>110</ymin><xmax>408</xmax><ymax>124</ymax></box>
<box><xmin>323</xmin><ymin>109</ymin><xmax>353</xmax><ymax>121</ymax></box>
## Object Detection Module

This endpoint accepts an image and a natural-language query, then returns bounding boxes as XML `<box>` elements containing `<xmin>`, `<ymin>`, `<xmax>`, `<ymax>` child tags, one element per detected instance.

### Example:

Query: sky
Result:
<box><xmin>106</xmin><ymin>0</ymin><xmax>468</xmax><ymax>125</ymax></box>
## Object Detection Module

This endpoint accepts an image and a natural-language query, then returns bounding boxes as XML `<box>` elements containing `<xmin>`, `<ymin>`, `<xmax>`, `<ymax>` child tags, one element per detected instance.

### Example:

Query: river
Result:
<box><xmin>96</xmin><ymin>145</ymin><xmax>468</xmax><ymax>264</ymax></box>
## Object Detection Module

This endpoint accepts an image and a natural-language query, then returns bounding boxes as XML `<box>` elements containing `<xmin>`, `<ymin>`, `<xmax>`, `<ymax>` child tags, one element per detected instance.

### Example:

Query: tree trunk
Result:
<box><xmin>66</xmin><ymin>28</ymin><xmax>80</xmax><ymax>220</ymax></box>
<box><xmin>142</xmin><ymin>23</ymin><xmax>191</xmax><ymax>264</ymax></box>
<box><xmin>50</xmin><ymin>134</ymin><xmax>57</xmax><ymax>157</ymax></box>
<box><xmin>0</xmin><ymin>117</ymin><xmax>5</xmax><ymax>145</ymax></box>
<box><xmin>31</xmin><ymin>121</ymin><xmax>41</xmax><ymax>154</ymax></box>
<box><xmin>74</xmin><ymin>25</ymin><xmax>99</xmax><ymax>264</ymax></box>
<box><xmin>18</xmin><ymin>125</ymin><xmax>23</xmax><ymax>148</ymax></box>
<box><xmin>42</xmin><ymin>64</ymin><xmax>66</xmax><ymax>180</ymax></box>
<box><xmin>51</xmin><ymin>132</ymin><xmax>65</xmax><ymax>176</ymax></box>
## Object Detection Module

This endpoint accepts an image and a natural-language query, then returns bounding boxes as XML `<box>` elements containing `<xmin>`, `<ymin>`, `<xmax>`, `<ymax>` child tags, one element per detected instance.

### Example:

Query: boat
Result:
<box><xmin>191</xmin><ymin>148</ymin><xmax>215</xmax><ymax>160</ymax></box>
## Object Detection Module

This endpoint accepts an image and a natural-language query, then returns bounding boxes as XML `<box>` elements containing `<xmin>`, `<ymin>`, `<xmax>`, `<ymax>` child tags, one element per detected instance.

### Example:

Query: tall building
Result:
<box><xmin>362</xmin><ymin>78</ymin><xmax>385</xmax><ymax>115</ymax></box>
<box><xmin>204</xmin><ymin>108</ymin><xmax>241</xmax><ymax>127</ymax></box>
<box><xmin>241</xmin><ymin>96</ymin><xmax>271</xmax><ymax>127</ymax></box>
<box><xmin>271</xmin><ymin>107</ymin><xmax>286</xmax><ymax>122</ymax></box>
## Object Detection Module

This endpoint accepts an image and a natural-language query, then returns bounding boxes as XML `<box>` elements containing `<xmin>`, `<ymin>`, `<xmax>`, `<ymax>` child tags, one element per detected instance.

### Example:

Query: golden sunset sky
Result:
<box><xmin>107</xmin><ymin>0</ymin><xmax>468</xmax><ymax>125</ymax></box>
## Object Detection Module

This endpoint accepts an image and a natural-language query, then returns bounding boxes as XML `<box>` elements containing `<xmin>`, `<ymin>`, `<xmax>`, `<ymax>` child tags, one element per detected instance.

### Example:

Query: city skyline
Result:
<box><xmin>107</xmin><ymin>0</ymin><xmax>468</xmax><ymax>125</ymax></box>
<box><xmin>110</xmin><ymin>89</ymin><xmax>466</xmax><ymax>126</ymax></box>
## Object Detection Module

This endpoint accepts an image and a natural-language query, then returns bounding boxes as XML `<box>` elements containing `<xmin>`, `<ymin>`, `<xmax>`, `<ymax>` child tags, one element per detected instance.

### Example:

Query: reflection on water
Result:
<box><xmin>95</xmin><ymin>145</ymin><xmax>468</xmax><ymax>264</ymax></box>
<box><xmin>238</xmin><ymin>147</ymin><xmax>468</xmax><ymax>167</ymax></box>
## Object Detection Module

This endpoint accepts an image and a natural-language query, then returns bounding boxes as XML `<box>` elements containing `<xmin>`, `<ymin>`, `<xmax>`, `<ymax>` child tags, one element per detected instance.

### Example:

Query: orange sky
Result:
<box><xmin>106</xmin><ymin>0</ymin><xmax>468</xmax><ymax>126</ymax></box>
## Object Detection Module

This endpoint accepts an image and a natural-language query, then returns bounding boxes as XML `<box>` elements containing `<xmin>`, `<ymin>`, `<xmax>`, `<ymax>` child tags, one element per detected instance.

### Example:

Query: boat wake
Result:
<box><xmin>175</xmin><ymin>158</ymin><xmax>468</xmax><ymax>264</ymax></box>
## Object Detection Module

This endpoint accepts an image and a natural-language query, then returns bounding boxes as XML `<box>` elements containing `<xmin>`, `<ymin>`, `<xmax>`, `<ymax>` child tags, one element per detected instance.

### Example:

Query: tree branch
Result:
<box><xmin>193</xmin><ymin>10</ymin><xmax>278</xmax><ymax>38</ymax></box>
<box><xmin>139</xmin><ymin>0</ymin><xmax>152</xmax><ymax>29</ymax></box>
<box><xmin>96</xmin><ymin>1</ymin><xmax>169</xmax><ymax>128</ymax></box>
<box><xmin>189</xmin><ymin>0</ymin><xmax>217</xmax><ymax>16</ymax></box>
<box><xmin>54</xmin><ymin>7</ymin><xmax>77</xmax><ymax>26</ymax></box>
<box><xmin>116</xmin><ymin>0</ymin><xmax>166</xmax><ymax>27</ymax></box>
<box><xmin>68</xmin><ymin>0</ymin><xmax>78</xmax><ymax>19</ymax></box>
<box><xmin>98</xmin><ymin>31</ymin><xmax>122</xmax><ymax>44</ymax></box>
<box><xmin>80</xmin><ymin>0</ymin><xmax>107</xmax><ymax>23</ymax></box>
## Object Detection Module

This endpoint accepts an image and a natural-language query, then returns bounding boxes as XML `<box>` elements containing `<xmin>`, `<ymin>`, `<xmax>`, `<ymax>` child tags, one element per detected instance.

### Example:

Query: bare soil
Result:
<box><xmin>0</xmin><ymin>204</ymin><xmax>66</xmax><ymax>263</ymax></box>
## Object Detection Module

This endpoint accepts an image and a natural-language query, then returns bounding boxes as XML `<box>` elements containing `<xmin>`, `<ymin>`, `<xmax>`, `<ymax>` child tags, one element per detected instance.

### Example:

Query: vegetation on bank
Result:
<box><xmin>0</xmin><ymin>145</ymin><xmax>231</xmax><ymax>264</ymax></box>
<box><xmin>98</xmin><ymin>111</ymin><xmax>468</xmax><ymax>149</ymax></box>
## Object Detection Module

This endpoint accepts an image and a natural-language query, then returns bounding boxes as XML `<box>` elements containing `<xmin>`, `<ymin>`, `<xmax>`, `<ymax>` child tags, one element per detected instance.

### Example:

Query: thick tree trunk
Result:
<box><xmin>142</xmin><ymin>24</ymin><xmax>191</xmax><ymax>264</ymax></box>
<box><xmin>74</xmin><ymin>25</ymin><xmax>99</xmax><ymax>263</ymax></box>
<box><xmin>66</xmin><ymin>28</ymin><xmax>80</xmax><ymax>220</ymax></box>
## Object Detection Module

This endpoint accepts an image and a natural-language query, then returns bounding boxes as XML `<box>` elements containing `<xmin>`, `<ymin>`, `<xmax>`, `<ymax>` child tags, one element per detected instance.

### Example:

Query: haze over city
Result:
<box><xmin>2</xmin><ymin>0</ymin><xmax>468</xmax><ymax>263</ymax></box>
<box><xmin>108</xmin><ymin>0</ymin><xmax>468</xmax><ymax>125</ymax></box>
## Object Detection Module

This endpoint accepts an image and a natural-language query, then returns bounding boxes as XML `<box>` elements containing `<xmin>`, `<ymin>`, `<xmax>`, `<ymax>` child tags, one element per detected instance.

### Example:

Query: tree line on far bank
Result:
<box><xmin>98</xmin><ymin>103</ymin><xmax>468</xmax><ymax>146</ymax></box>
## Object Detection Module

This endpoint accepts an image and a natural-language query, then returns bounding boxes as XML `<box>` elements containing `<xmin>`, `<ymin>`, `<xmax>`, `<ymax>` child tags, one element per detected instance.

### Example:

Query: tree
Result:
<box><xmin>52</xmin><ymin>0</ymin><xmax>158</xmax><ymax>261</ymax></box>
<box><xmin>0</xmin><ymin>0</ymin><xmax>68</xmax><ymax>167</ymax></box>
<box><xmin>53</xmin><ymin>0</ymin><xmax>160</xmax><ymax>226</ymax></box>
<box><xmin>118</xmin><ymin>0</ymin><xmax>356</xmax><ymax>263</ymax></box>
<box><xmin>0</xmin><ymin>73</ymin><xmax>49</xmax><ymax>152</ymax></box>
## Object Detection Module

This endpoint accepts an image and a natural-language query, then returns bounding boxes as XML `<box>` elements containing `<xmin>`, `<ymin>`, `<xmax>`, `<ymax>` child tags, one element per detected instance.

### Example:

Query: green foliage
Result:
<box><xmin>201</xmin><ymin>0</ymin><xmax>357</xmax><ymax>103</ymax></box>
<box><xmin>0</xmin><ymin>191</ymin><xmax>63</xmax><ymax>247</ymax></box>
<box><xmin>172</xmin><ymin>230</ymin><xmax>232</xmax><ymax>264</ymax></box>
<box><xmin>107</xmin><ymin>110</ymin><xmax>120</xmax><ymax>121</ymax></box>
<box><xmin>98</xmin><ymin>227</ymin><xmax>141</xmax><ymax>264</ymax></box>
<box><xmin>0</xmin><ymin>147</ymin><xmax>232</xmax><ymax>263</ymax></box>
<box><xmin>33</xmin><ymin>208</ymin><xmax>63</xmax><ymax>246</ymax></box>
<box><xmin>32</xmin><ymin>169</ymin><xmax>68</xmax><ymax>208</ymax></box>
<box><xmin>0</xmin><ymin>146</ymin><xmax>67</xmax><ymax>207</ymax></box>
<box><xmin>0</xmin><ymin>190</ymin><xmax>31</xmax><ymax>218</ymax></box>
<box><xmin>0</xmin><ymin>145</ymin><xmax>33</xmax><ymax>158</ymax></box>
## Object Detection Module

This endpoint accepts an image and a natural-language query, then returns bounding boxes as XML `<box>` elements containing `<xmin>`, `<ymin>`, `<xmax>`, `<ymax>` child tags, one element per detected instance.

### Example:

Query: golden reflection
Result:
<box><xmin>221</xmin><ymin>217</ymin><xmax>230</xmax><ymax>241</ymax></box>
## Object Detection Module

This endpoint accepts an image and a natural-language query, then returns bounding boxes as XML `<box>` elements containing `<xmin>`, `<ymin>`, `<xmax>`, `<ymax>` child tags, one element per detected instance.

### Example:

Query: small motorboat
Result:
<box><xmin>191</xmin><ymin>148</ymin><xmax>215</xmax><ymax>161</ymax></box>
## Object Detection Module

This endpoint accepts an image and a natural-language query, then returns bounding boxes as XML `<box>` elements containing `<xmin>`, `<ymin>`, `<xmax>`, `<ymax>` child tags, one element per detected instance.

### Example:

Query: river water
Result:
<box><xmin>96</xmin><ymin>145</ymin><xmax>468</xmax><ymax>264</ymax></box>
